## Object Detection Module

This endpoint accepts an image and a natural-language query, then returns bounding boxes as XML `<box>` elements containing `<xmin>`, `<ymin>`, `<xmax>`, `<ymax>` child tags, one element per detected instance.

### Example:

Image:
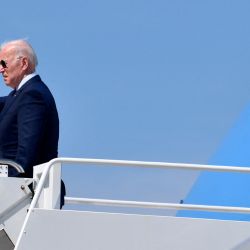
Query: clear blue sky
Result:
<box><xmin>1</xmin><ymin>1</ymin><xmax>250</xmax><ymax>213</ymax></box>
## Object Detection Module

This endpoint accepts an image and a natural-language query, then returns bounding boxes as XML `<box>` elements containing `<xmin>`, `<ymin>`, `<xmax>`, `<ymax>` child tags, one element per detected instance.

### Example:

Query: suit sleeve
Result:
<box><xmin>16</xmin><ymin>90</ymin><xmax>47</xmax><ymax>173</ymax></box>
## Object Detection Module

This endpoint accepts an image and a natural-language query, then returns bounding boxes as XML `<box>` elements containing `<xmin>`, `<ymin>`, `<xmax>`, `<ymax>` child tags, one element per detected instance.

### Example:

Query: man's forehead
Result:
<box><xmin>0</xmin><ymin>46</ymin><xmax>15</xmax><ymax>58</ymax></box>
<box><xmin>0</xmin><ymin>50</ymin><xmax>4</xmax><ymax>60</ymax></box>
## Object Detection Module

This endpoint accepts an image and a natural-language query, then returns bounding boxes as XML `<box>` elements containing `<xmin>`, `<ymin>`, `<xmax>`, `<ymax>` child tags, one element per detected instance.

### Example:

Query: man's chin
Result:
<box><xmin>2</xmin><ymin>78</ymin><xmax>15</xmax><ymax>88</ymax></box>
<box><xmin>4</xmin><ymin>82</ymin><xmax>12</xmax><ymax>88</ymax></box>
<box><xmin>4</xmin><ymin>79</ymin><xmax>10</xmax><ymax>84</ymax></box>
<box><xmin>3</xmin><ymin>78</ymin><xmax>8</xmax><ymax>84</ymax></box>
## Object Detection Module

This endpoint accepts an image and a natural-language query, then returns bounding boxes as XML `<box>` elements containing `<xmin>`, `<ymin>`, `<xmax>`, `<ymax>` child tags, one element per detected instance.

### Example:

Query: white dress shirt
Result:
<box><xmin>17</xmin><ymin>72</ymin><xmax>38</xmax><ymax>90</ymax></box>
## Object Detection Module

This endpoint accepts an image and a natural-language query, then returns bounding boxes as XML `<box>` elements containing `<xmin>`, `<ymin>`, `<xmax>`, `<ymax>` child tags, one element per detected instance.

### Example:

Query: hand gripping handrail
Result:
<box><xmin>0</xmin><ymin>159</ymin><xmax>25</xmax><ymax>174</ymax></box>
<box><xmin>14</xmin><ymin>157</ymin><xmax>250</xmax><ymax>249</ymax></box>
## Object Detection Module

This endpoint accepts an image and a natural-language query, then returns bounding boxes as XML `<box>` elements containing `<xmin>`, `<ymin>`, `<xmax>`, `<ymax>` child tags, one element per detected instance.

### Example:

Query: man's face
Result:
<box><xmin>0</xmin><ymin>46</ymin><xmax>24</xmax><ymax>89</ymax></box>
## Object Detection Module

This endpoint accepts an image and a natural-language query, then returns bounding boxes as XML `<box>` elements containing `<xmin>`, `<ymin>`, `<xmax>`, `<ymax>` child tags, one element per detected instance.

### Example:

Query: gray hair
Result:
<box><xmin>0</xmin><ymin>39</ymin><xmax>38</xmax><ymax>72</ymax></box>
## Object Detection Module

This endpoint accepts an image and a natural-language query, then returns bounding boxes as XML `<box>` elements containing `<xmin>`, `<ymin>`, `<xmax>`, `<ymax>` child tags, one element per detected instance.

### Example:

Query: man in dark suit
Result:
<box><xmin>0</xmin><ymin>40</ymin><xmax>65</xmax><ymax>207</ymax></box>
<box><xmin>0</xmin><ymin>40</ymin><xmax>59</xmax><ymax>178</ymax></box>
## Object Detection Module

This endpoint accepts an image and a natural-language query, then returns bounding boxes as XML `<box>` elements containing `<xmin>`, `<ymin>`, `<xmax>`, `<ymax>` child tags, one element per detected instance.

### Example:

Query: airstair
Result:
<box><xmin>1</xmin><ymin>158</ymin><xmax>250</xmax><ymax>250</ymax></box>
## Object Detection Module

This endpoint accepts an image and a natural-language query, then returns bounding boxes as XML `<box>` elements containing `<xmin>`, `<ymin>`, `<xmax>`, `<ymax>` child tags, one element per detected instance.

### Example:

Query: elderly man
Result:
<box><xmin>0</xmin><ymin>40</ymin><xmax>59</xmax><ymax>178</ymax></box>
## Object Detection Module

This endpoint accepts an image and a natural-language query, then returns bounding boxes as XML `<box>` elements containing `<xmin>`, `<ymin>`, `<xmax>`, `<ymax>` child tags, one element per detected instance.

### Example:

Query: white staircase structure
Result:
<box><xmin>1</xmin><ymin>158</ymin><xmax>250</xmax><ymax>250</ymax></box>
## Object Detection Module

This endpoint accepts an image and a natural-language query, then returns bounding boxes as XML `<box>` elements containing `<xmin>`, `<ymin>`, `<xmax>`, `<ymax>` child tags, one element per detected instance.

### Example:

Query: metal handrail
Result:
<box><xmin>14</xmin><ymin>157</ymin><xmax>250</xmax><ymax>249</ymax></box>
<box><xmin>64</xmin><ymin>197</ymin><xmax>250</xmax><ymax>214</ymax></box>
<box><xmin>0</xmin><ymin>159</ymin><xmax>25</xmax><ymax>174</ymax></box>
<box><xmin>21</xmin><ymin>157</ymin><xmax>250</xmax><ymax>213</ymax></box>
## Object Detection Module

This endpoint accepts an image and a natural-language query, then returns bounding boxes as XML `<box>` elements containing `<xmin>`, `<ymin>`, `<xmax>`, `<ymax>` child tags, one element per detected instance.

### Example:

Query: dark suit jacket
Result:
<box><xmin>0</xmin><ymin>75</ymin><xmax>59</xmax><ymax>177</ymax></box>
<box><xmin>0</xmin><ymin>97</ymin><xmax>7</xmax><ymax>112</ymax></box>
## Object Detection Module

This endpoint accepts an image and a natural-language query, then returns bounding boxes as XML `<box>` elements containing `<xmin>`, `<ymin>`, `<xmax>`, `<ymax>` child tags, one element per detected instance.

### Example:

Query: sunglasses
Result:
<box><xmin>0</xmin><ymin>60</ymin><xmax>7</xmax><ymax>68</ymax></box>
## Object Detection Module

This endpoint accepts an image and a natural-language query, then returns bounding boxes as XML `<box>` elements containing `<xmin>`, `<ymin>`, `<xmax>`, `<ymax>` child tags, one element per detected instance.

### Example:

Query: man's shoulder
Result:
<box><xmin>24</xmin><ymin>75</ymin><xmax>45</xmax><ymax>88</ymax></box>
<box><xmin>22</xmin><ymin>75</ymin><xmax>53</xmax><ymax>95</ymax></box>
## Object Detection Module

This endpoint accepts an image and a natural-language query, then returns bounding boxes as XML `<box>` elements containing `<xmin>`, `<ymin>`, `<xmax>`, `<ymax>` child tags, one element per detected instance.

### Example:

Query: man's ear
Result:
<box><xmin>21</xmin><ymin>57</ymin><xmax>29</xmax><ymax>71</ymax></box>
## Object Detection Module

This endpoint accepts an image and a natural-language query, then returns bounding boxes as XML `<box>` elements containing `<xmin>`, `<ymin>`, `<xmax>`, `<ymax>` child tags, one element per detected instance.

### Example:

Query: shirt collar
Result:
<box><xmin>16</xmin><ymin>72</ymin><xmax>37</xmax><ymax>91</ymax></box>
